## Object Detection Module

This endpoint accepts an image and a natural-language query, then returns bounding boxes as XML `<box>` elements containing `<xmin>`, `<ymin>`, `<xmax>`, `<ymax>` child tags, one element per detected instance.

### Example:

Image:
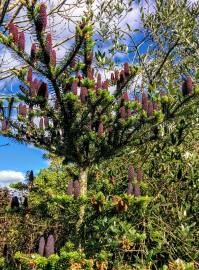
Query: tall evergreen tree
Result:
<box><xmin>0</xmin><ymin>0</ymin><xmax>198</xmax><ymax>197</ymax></box>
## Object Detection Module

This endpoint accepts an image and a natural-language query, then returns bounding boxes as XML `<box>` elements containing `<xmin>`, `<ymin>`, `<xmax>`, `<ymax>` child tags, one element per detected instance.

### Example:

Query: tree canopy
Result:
<box><xmin>0</xmin><ymin>0</ymin><xmax>198</xmax><ymax>269</ymax></box>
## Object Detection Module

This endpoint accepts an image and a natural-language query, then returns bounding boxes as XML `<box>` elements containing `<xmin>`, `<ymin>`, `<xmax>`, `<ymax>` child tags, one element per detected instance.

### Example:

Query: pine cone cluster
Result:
<box><xmin>182</xmin><ymin>76</ymin><xmax>193</xmax><ymax>96</ymax></box>
<box><xmin>44</xmin><ymin>33</ymin><xmax>56</xmax><ymax>66</ymax></box>
<box><xmin>8</xmin><ymin>23</ymin><xmax>25</xmax><ymax>51</ymax></box>
<box><xmin>18</xmin><ymin>103</ymin><xmax>27</xmax><ymax>117</ymax></box>
<box><xmin>30</xmin><ymin>43</ymin><xmax>37</xmax><ymax>62</ymax></box>
<box><xmin>135</xmin><ymin>92</ymin><xmax>159</xmax><ymax>116</ymax></box>
<box><xmin>67</xmin><ymin>179</ymin><xmax>80</xmax><ymax>198</ymax></box>
<box><xmin>80</xmin><ymin>87</ymin><xmax>88</xmax><ymax>102</ymax></box>
<box><xmin>127</xmin><ymin>165</ymin><xmax>143</xmax><ymax>196</ymax></box>
<box><xmin>35</xmin><ymin>3</ymin><xmax>47</xmax><ymax>33</ymax></box>
<box><xmin>1</xmin><ymin>120</ymin><xmax>10</xmax><ymax>131</ymax></box>
<box><xmin>38</xmin><ymin>234</ymin><xmax>55</xmax><ymax>257</ymax></box>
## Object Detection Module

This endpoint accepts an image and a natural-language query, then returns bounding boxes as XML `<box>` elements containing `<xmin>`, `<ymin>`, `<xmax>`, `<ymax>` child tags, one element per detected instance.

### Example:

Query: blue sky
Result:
<box><xmin>0</xmin><ymin>136</ymin><xmax>47</xmax><ymax>172</ymax></box>
<box><xmin>0</xmin><ymin>75</ymin><xmax>49</xmax><ymax>186</ymax></box>
<box><xmin>0</xmin><ymin>135</ymin><xmax>48</xmax><ymax>186</ymax></box>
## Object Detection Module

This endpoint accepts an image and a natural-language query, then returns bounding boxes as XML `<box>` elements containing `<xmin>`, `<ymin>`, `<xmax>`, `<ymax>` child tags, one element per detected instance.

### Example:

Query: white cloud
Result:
<box><xmin>27</xmin><ymin>143</ymin><xmax>40</xmax><ymax>150</ymax></box>
<box><xmin>0</xmin><ymin>170</ymin><xmax>25</xmax><ymax>187</ymax></box>
<box><xmin>44</xmin><ymin>159</ymin><xmax>51</xmax><ymax>167</ymax></box>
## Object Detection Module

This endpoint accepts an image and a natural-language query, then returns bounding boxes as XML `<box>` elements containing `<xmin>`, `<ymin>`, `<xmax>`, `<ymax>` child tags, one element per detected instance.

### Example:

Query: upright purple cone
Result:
<box><xmin>67</xmin><ymin>180</ymin><xmax>73</xmax><ymax>195</ymax></box>
<box><xmin>128</xmin><ymin>165</ymin><xmax>134</xmax><ymax>181</ymax></box>
<box><xmin>38</xmin><ymin>236</ymin><xmax>45</xmax><ymax>256</ymax></box>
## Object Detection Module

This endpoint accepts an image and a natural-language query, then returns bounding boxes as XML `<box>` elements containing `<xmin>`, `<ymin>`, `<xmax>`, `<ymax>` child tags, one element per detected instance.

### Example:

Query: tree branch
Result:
<box><xmin>0</xmin><ymin>0</ymin><xmax>10</xmax><ymax>26</ymax></box>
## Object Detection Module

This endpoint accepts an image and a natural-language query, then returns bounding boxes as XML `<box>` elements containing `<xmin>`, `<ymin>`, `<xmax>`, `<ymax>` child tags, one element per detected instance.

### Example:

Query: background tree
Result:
<box><xmin>1</xmin><ymin>132</ymin><xmax>198</xmax><ymax>269</ymax></box>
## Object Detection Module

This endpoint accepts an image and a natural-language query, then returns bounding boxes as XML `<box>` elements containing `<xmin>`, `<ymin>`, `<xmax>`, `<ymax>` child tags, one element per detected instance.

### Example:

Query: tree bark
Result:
<box><xmin>79</xmin><ymin>167</ymin><xmax>89</xmax><ymax>196</ymax></box>
<box><xmin>76</xmin><ymin>167</ymin><xmax>89</xmax><ymax>232</ymax></box>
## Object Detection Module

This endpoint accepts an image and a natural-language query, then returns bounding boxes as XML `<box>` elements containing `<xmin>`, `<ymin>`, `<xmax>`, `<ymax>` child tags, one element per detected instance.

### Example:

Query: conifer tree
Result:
<box><xmin>0</xmin><ymin>0</ymin><xmax>198</xmax><ymax>198</ymax></box>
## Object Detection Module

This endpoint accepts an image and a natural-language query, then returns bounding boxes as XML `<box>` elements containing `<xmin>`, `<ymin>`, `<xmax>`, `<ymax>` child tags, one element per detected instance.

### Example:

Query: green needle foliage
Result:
<box><xmin>0</xmin><ymin>0</ymin><xmax>198</xmax><ymax>196</ymax></box>
<box><xmin>0</xmin><ymin>0</ymin><xmax>199</xmax><ymax>269</ymax></box>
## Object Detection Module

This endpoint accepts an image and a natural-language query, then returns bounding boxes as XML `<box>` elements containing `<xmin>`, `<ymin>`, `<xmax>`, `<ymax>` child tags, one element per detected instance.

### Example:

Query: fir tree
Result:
<box><xmin>0</xmin><ymin>1</ymin><xmax>198</xmax><ymax>200</ymax></box>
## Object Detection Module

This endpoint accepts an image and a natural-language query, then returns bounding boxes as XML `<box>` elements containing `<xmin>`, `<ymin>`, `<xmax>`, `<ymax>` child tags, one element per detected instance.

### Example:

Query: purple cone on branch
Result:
<box><xmin>119</xmin><ymin>106</ymin><xmax>126</xmax><ymax>118</ymax></box>
<box><xmin>72</xmin><ymin>81</ymin><xmax>78</xmax><ymax>95</ymax></box>
<box><xmin>8</xmin><ymin>22</ymin><xmax>15</xmax><ymax>35</ymax></box>
<box><xmin>128</xmin><ymin>165</ymin><xmax>135</xmax><ymax>181</ymax></box>
<box><xmin>30</xmin><ymin>81</ymin><xmax>37</xmax><ymax>97</ymax></box>
<box><xmin>120</xmin><ymin>70</ymin><xmax>125</xmax><ymax>82</ymax></box>
<box><xmin>182</xmin><ymin>76</ymin><xmax>193</xmax><ymax>96</ymax></box>
<box><xmin>44</xmin><ymin>34</ymin><xmax>53</xmax><ymax>64</ymax></box>
<box><xmin>39</xmin><ymin>117</ymin><xmax>44</xmax><ymax>129</ymax></box>
<box><xmin>44</xmin><ymin>234</ymin><xmax>55</xmax><ymax>257</ymax></box>
<box><xmin>46</xmin><ymin>33</ymin><xmax>52</xmax><ymax>48</ymax></box>
<box><xmin>74</xmin><ymin>180</ymin><xmax>80</xmax><ymax>198</ymax></box>
<box><xmin>98</xmin><ymin>122</ymin><xmax>104</xmax><ymax>136</ymax></box>
<box><xmin>97</xmin><ymin>73</ymin><xmax>102</xmax><ymax>89</ymax></box>
<box><xmin>114</xmin><ymin>70</ymin><xmax>119</xmax><ymax>81</ymax></box>
<box><xmin>37</xmin><ymin>82</ymin><xmax>49</xmax><ymax>100</ymax></box>
<box><xmin>13</xmin><ymin>25</ymin><xmax>18</xmax><ymax>45</ymax></box>
<box><xmin>67</xmin><ymin>180</ymin><xmax>74</xmax><ymax>195</ymax></box>
<box><xmin>19</xmin><ymin>103</ymin><xmax>27</xmax><ymax>117</ymax></box>
<box><xmin>30</xmin><ymin>43</ymin><xmax>37</xmax><ymax>62</ymax></box>
<box><xmin>1</xmin><ymin>120</ymin><xmax>9</xmax><ymax>131</ymax></box>
<box><xmin>8</xmin><ymin>23</ymin><xmax>18</xmax><ymax>45</ymax></box>
<box><xmin>142</xmin><ymin>92</ymin><xmax>148</xmax><ymax>111</ymax></box>
<box><xmin>102</xmin><ymin>80</ymin><xmax>109</xmax><ymax>90</ymax></box>
<box><xmin>51</xmin><ymin>50</ymin><xmax>56</xmax><ymax>66</ymax></box>
<box><xmin>153</xmin><ymin>102</ymin><xmax>159</xmax><ymax>111</ymax></box>
<box><xmin>127</xmin><ymin>182</ymin><xmax>133</xmax><ymax>195</ymax></box>
<box><xmin>22</xmin><ymin>104</ymin><xmax>27</xmax><ymax>117</ymax></box>
<box><xmin>38</xmin><ymin>236</ymin><xmax>45</xmax><ymax>256</ymax></box>
<box><xmin>18</xmin><ymin>103</ymin><xmax>23</xmax><ymax>115</ymax></box>
<box><xmin>127</xmin><ymin>108</ymin><xmax>131</xmax><ymax>117</ymax></box>
<box><xmin>44</xmin><ymin>116</ymin><xmax>49</xmax><ymax>127</ymax></box>
<box><xmin>87</xmin><ymin>69</ymin><xmax>94</xmax><ymax>80</ymax></box>
<box><xmin>124</xmin><ymin>62</ymin><xmax>130</xmax><ymax>76</ymax></box>
<box><xmin>45</xmin><ymin>33</ymin><xmax>52</xmax><ymax>54</ymax></box>
<box><xmin>122</xmin><ymin>92</ymin><xmax>129</xmax><ymax>101</ymax></box>
<box><xmin>33</xmin><ymin>79</ymin><xmax>41</xmax><ymax>93</ymax></box>
<box><xmin>18</xmin><ymin>32</ymin><xmax>25</xmax><ymax>51</ymax></box>
<box><xmin>36</xmin><ymin>3</ymin><xmax>47</xmax><ymax>32</ymax></box>
<box><xmin>133</xmin><ymin>184</ymin><xmax>141</xmax><ymax>197</ymax></box>
<box><xmin>27</xmin><ymin>68</ymin><xmax>33</xmax><ymax>83</ymax></box>
<box><xmin>1</xmin><ymin>120</ymin><xmax>6</xmax><ymax>131</ymax></box>
<box><xmin>77</xmin><ymin>73</ymin><xmax>83</xmax><ymax>83</ymax></box>
<box><xmin>80</xmin><ymin>87</ymin><xmax>88</xmax><ymax>102</ymax></box>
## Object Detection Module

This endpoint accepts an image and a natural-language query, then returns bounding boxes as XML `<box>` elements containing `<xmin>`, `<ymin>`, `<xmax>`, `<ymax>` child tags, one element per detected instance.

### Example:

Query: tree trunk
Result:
<box><xmin>79</xmin><ymin>167</ymin><xmax>89</xmax><ymax>196</ymax></box>
<box><xmin>76</xmin><ymin>167</ymin><xmax>89</xmax><ymax>232</ymax></box>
